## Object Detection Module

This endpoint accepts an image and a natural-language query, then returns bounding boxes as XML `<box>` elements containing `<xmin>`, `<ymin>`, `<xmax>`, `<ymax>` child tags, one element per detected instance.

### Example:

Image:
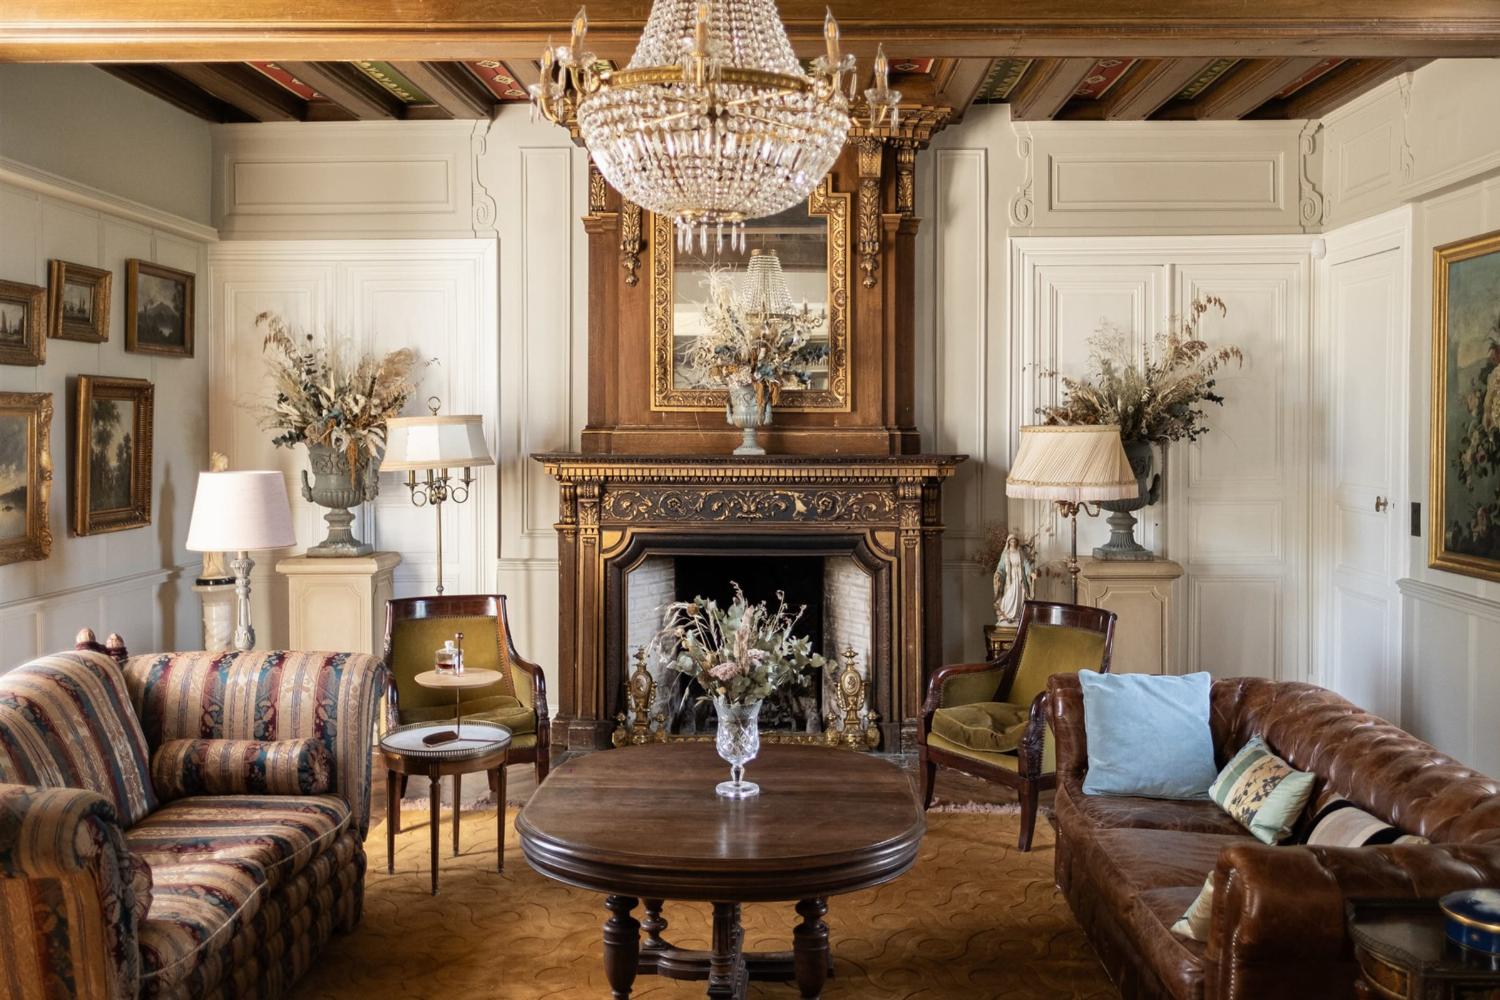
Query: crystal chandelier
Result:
<box><xmin>531</xmin><ymin>2</ymin><xmax>901</xmax><ymax>253</ymax></box>
<box><xmin>736</xmin><ymin>248</ymin><xmax>825</xmax><ymax>347</ymax></box>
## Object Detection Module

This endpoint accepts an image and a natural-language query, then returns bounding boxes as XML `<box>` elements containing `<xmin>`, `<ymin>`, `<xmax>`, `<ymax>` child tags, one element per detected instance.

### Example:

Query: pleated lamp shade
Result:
<box><xmin>1006</xmin><ymin>425</ymin><xmax>1138</xmax><ymax>503</ymax></box>
<box><xmin>185</xmin><ymin>471</ymin><xmax>297</xmax><ymax>552</ymax></box>
<box><xmin>381</xmin><ymin>414</ymin><xmax>493</xmax><ymax>472</ymax></box>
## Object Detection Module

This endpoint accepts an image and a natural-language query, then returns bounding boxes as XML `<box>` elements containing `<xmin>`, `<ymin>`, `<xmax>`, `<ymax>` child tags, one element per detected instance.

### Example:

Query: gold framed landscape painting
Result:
<box><xmin>0</xmin><ymin>392</ymin><xmax>53</xmax><ymax>566</ymax></box>
<box><xmin>1432</xmin><ymin>228</ymin><xmax>1500</xmax><ymax>583</ymax></box>
<box><xmin>125</xmin><ymin>259</ymin><xmax>195</xmax><ymax>357</ymax></box>
<box><xmin>47</xmin><ymin>260</ymin><xmax>111</xmax><ymax>343</ymax></box>
<box><xmin>72</xmin><ymin>375</ymin><xmax>153</xmax><ymax>536</ymax></box>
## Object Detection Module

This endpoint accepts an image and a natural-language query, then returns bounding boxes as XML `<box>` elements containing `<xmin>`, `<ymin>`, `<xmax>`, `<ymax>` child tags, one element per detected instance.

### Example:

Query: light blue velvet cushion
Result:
<box><xmin>1080</xmin><ymin>670</ymin><xmax>1218</xmax><ymax>800</ymax></box>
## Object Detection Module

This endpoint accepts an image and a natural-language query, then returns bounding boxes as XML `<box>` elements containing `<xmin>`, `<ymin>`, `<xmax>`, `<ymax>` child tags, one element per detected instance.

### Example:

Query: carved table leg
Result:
<box><xmin>707</xmin><ymin>902</ymin><xmax>745</xmax><ymax>1000</ymax></box>
<box><xmin>603</xmin><ymin>895</ymin><xmax>640</xmax><ymax>1000</ymax></box>
<box><xmin>793</xmin><ymin>897</ymin><xmax>830</xmax><ymax>999</ymax></box>
<box><xmin>495</xmin><ymin>763</ymin><xmax>506</xmax><ymax>873</ymax></box>
<box><xmin>642</xmin><ymin>899</ymin><xmax>668</xmax><ymax>952</ymax></box>
<box><xmin>452</xmin><ymin>773</ymin><xmax>462</xmax><ymax>857</ymax></box>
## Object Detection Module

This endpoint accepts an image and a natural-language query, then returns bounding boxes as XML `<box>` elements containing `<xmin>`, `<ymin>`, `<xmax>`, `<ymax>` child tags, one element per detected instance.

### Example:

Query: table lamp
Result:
<box><xmin>381</xmin><ymin>397</ymin><xmax>493</xmax><ymax>595</ymax></box>
<box><xmin>185</xmin><ymin>470</ymin><xmax>297</xmax><ymax>651</ymax></box>
<box><xmin>1006</xmin><ymin>425</ymin><xmax>1138</xmax><ymax>603</ymax></box>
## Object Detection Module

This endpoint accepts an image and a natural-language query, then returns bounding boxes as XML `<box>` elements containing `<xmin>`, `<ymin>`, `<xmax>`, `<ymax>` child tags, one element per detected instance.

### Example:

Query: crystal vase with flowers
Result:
<box><xmin>681</xmin><ymin>252</ymin><xmax>828</xmax><ymax>456</ymax></box>
<box><xmin>252</xmin><ymin>312</ymin><xmax>425</xmax><ymax>556</ymax></box>
<box><xmin>652</xmin><ymin>583</ymin><xmax>824</xmax><ymax>798</ymax></box>
<box><xmin>1039</xmin><ymin>295</ymin><xmax>1245</xmax><ymax>559</ymax></box>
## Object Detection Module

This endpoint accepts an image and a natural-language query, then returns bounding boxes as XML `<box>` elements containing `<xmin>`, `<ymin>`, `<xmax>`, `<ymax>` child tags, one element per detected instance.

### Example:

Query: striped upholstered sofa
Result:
<box><xmin>0</xmin><ymin>633</ymin><xmax>387</xmax><ymax>1000</ymax></box>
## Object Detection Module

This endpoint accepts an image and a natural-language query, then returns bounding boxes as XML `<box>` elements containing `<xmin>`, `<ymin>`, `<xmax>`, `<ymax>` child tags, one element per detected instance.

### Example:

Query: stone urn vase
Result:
<box><xmin>300</xmin><ymin>442</ymin><xmax>380</xmax><ymax>557</ymax></box>
<box><xmin>1093</xmin><ymin>439</ymin><xmax>1162</xmax><ymax>560</ymax></box>
<box><xmin>726</xmin><ymin>381</ymin><xmax>773</xmax><ymax>456</ymax></box>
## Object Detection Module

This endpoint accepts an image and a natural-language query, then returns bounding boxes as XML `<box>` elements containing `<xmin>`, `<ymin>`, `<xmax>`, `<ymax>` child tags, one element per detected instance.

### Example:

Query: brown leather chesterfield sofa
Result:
<box><xmin>1046</xmin><ymin>674</ymin><xmax>1500</xmax><ymax>1000</ymax></box>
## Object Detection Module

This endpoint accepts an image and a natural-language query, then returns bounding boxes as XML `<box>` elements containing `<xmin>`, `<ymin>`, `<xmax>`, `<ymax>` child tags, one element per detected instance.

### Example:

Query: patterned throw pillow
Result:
<box><xmin>1303</xmin><ymin>797</ymin><xmax>1431</xmax><ymax>847</ymax></box>
<box><xmin>150</xmin><ymin>738</ymin><xmax>332</xmax><ymax>802</ymax></box>
<box><xmin>1208</xmin><ymin>736</ymin><xmax>1316</xmax><ymax>845</ymax></box>
<box><xmin>1171</xmin><ymin>874</ymin><xmax>1216</xmax><ymax>942</ymax></box>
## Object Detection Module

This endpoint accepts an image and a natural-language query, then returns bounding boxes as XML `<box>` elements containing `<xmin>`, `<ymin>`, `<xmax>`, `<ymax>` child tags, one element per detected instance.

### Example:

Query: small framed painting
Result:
<box><xmin>72</xmin><ymin>375</ymin><xmax>154</xmax><ymax>536</ymax></box>
<box><xmin>0</xmin><ymin>392</ymin><xmax>53</xmax><ymax>565</ymax></box>
<box><xmin>48</xmin><ymin>260</ymin><xmax>111</xmax><ymax>343</ymax></box>
<box><xmin>1431</xmin><ymin>228</ymin><xmax>1500</xmax><ymax>582</ymax></box>
<box><xmin>0</xmin><ymin>280</ymin><xmax>47</xmax><ymax>366</ymax></box>
<box><xmin>125</xmin><ymin>260</ymin><xmax>194</xmax><ymax>358</ymax></box>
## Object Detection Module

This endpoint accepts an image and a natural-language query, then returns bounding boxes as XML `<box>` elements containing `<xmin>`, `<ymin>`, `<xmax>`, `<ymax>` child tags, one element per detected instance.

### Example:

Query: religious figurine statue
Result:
<box><xmin>992</xmin><ymin>532</ymin><xmax>1039</xmax><ymax>626</ymax></box>
<box><xmin>197</xmin><ymin>452</ymin><xmax>233</xmax><ymax>584</ymax></box>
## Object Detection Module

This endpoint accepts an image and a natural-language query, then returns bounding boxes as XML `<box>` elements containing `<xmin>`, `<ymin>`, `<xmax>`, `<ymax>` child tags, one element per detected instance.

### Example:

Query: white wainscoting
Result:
<box><xmin>1010</xmin><ymin>237</ymin><xmax>1313</xmax><ymax>680</ymax></box>
<box><xmin>206</xmin><ymin>239</ymin><xmax>500</xmax><ymax>649</ymax></box>
<box><xmin>0</xmin><ymin>162</ymin><xmax>212</xmax><ymax>669</ymax></box>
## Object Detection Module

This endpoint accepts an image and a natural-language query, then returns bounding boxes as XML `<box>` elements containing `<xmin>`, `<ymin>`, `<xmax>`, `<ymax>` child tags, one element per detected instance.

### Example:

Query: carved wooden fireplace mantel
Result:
<box><xmin>536</xmin><ymin>453</ymin><xmax>965</xmax><ymax>752</ymax></box>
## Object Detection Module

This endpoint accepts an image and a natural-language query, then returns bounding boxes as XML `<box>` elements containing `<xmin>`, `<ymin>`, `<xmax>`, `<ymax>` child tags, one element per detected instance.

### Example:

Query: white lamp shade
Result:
<box><xmin>381</xmin><ymin>414</ymin><xmax>493</xmax><ymax>472</ymax></box>
<box><xmin>1006</xmin><ymin>425</ymin><xmax>1139</xmax><ymax>503</ymax></box>
<box><xmin>185</xmin><ymin>471</ymin><xmax>297</xmax><ymax>552</ymax></box>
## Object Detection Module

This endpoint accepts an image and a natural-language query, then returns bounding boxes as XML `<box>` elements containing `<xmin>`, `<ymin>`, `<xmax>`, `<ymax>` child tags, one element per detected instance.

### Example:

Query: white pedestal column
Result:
<box><xmin>194</xmin><ymin>581</ymin><xmax>238</xmax><ymax>651</ymax></box>
<box><xmin>275</xmin><ymin>552</ymin><xmax>402</xmax><ymax>656</ymax></box>
<box><xmin>1077</xmin><ymin>558</ymin><xmax>1184</xmax><ymax>675</ymax></box>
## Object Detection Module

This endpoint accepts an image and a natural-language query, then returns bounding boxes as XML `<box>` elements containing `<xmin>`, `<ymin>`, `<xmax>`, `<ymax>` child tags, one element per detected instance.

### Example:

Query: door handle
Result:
<box><xmin>1375</xmin><ymin>496</ymin><xmax>1389</xmax><ymax>513</ymax></box>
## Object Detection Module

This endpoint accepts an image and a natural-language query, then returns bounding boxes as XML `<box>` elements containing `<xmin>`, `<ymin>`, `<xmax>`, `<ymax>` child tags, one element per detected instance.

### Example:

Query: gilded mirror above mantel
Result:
<box><xmin>650</xmin><ymin>176</ymin><xmax>852</xmax><ymax>412</ymax></box>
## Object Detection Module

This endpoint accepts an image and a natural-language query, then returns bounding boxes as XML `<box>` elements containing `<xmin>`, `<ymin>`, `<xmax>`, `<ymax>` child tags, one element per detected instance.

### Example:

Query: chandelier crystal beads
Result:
<box><xmin>531</xmin><ymin>1</ymin><xmax>900</xmax><ymax>253</ymax></box>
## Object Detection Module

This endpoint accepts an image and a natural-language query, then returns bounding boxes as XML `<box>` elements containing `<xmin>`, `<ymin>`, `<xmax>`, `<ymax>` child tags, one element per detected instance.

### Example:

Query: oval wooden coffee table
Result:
<box><xmin>516</xmin><ymin>742</ymin><xmax>924</xmax><ymax>1000</ymax></box>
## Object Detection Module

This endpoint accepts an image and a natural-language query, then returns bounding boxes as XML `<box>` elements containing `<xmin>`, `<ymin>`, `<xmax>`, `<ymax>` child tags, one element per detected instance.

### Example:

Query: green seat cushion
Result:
<box><xmin>398</xmin><ymin>693</ymin><xmax>536</xmax><ymax>735</ymax></box>
<box><xmin>925</xmin><ymin>731</ymin><xmax>1021</xmax><ymax>772</ymax></box>
<box><xmin>931</xmin><ymin>701</ymin><xmax>1030</xmax><ymax>753</ymax></box>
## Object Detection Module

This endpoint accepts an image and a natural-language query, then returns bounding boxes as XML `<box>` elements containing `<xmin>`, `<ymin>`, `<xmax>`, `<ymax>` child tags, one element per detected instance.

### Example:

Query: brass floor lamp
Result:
<box><xmin>381</xmin><ymin>398</ymin><xmax>494</xmax><ymax>595</ymax></box>
<box><xmin>1006</xmin><ymin>425</ymin><xmax>1138</xmax><ymax>604</ymax></box>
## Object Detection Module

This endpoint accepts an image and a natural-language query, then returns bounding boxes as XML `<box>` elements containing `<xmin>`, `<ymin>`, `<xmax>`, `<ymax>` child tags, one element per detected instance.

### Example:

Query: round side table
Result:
<box><xmin>412</xmin><ymin>667</ymin><xmax>503</xmax><ymax>740</ymax></box>
<box><xmin>380</xmin><ymin>720</ymin><xmax>511</xmax><ymax>895</ymax></box>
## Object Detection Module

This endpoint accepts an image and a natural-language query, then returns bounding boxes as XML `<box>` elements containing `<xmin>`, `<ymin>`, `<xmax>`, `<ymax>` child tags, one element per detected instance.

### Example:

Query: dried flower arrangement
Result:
<box><xmin>1040</xmin><ymin>295</ymin><xmax>1244</xmax><ymax>444</ymax></box>
<box><xmin>251</xmin><ymin>312</ymin><xmax>425</xmax><ymax>483</ymax></box>
<box><xmin>680</xmin><ymin>265</ymin><xmax>828</xmax><ymax>408</ymax></box>
<box><xmin>650</xmin><ymin>582</ymin><xmax>825</xmax><ymax>705</ymax></box>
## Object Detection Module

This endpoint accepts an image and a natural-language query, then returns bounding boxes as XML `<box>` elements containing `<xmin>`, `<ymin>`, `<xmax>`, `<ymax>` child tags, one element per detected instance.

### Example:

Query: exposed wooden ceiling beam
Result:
<box><xmin>1100</xmin><ymin>57</ymin><xmax>1218</xmax><ymax>121</ymax></box>
<box><xmin>98</xmin><ymin>63</ymin><xmax>253</xmax><ymax>122</ymax></box>
<box><xmin>1251</xmin><ymin>57</ymin><xmax>1426</xmax><ymax>119</ymax></box>
<box><xmin>504</xmin><ymin>58</ymin><xmax>541</xmax><ymax>94</ymax></box>
<box><xmin>391</xmin><ymin>61</ymin><xmax>494</xmax><ymax>118</ymax></box>
<box><xmin>170</xmin><ymin>62</ymin><xmax>304</xmax><ymax>122</ymax></box>
<box><xmin>1190</xmin><ymin>57</ymin><xmax>1327</xmax><ymax>120</ymax></box>
<box><xmin>931</xmin><ymin>57</ymin><xmax>993</xmax><ymax>124</ymax></box>
<box><xmin>1006</xmin><ymin>57</ymin><xmax>1096</xmax><ymax>121</ymax></box>
<box><xmin>6</xmin><ymin>2</ymin><xmax>1500</xmax><ymax>60</ymax></box>
<box><xmin>276</xmin><ymin>61</ymin><xmax>400</xmax><ymax>119</ymax></box>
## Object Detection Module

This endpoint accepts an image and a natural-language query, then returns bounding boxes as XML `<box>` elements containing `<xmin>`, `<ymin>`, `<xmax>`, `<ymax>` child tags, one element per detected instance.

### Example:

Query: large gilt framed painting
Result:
<box><xmin>71</xmin><ymin>375</ymin><xmax>154</xmax><ymax>536</ymax></box>
<box><xmin>1432</xmin><ymin>229</ymin><xmax>1500</xmax><ymax>583</ymax></box>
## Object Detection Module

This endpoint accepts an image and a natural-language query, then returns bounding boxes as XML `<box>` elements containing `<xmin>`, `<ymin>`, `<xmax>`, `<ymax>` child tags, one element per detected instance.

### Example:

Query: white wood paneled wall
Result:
<box><xmin>206</xmin><ymin>240</ymin><xmax>500</xmax><ymax>648</ymax></box>
<box><xmin>1009</xmin><ymin>238</ymin><xmax>1313</xmax><ymax>681</ymax></box>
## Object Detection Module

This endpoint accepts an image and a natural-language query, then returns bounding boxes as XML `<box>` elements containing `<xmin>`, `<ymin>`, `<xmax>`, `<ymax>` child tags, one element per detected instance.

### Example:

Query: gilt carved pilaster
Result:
<box><xmin>587</xmin><ymin>158</ymin><xmax>607</xmax><ymax>216</ymax></box>
<box><xmin>619</xmin><ymin>201</ymin><xmax>644</xmax><ymax>286</ymax></box>
<box><xmin>895</xmin><ymin>141</ymin><xmax>917</xmax><ymax>217</ymax></box>
<box><xmin>857</xmin><ymin>137</ymin><xmax>884</xmax><ymax>288</ymax></box>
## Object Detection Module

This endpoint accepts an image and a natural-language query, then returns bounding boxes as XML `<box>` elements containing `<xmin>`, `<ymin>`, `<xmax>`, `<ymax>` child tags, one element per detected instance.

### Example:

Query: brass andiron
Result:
<box><xmin>613</xmin><ymin>647</ymin><xmax>667</xmax><ymax>747</ymax></box>
<box><xmin>824</xmin><ymin>646</ymin><xmax>881</xmax><ymax>750</ymax></box>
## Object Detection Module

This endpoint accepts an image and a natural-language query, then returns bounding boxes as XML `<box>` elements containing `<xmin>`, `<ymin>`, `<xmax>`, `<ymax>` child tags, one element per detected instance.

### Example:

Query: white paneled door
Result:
<box><xmin>1314</xmin><ymin>210</ymin><xmax>1410</xmax><ymax>720</ymax></box>
<box><xmin>1012</xmin><ymin>237</ymin><xmax>1314</xmax><ymax>680</ymax></box>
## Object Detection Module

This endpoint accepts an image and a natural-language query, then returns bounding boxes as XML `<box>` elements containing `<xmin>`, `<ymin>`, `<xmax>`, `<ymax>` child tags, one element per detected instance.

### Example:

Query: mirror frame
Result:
<box><xmin>648</xmin><ymin>175</ymin><xmax>852</xmax><ymax>412</ymax></box>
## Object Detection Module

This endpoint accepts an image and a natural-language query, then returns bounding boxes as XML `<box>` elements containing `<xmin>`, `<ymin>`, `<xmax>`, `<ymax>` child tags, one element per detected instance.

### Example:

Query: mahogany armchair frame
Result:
<box><xmin>917</xmin><ymin>600</ymin><xmax>1115</xmax><ymax>851</ymax></box>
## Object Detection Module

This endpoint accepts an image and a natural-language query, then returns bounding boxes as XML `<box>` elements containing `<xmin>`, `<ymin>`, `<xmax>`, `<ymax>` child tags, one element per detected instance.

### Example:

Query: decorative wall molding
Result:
<box><xmin>1398</xmin><ymin>578</ymin><xmax>1500</xmax><ymax>625</ymax></box>
<box><xmin>0</xmin><ymin>155</ymin><xmax>218</xmax><ymax>243</ymax></box>
<box><xmin>1298</xmin><ymin>121</ymin><xmax>1326</xmax><ymax>232</ymax></box>
<box><xmin>1009</xmin><ymin>127</ymin><xmax>1035</xmax><ymax>227</ymax></box>
<box><xmin>470</xmin><ymin>119</ymin><xmax>498</xmax><ymax>233</ymax></box>
<box><xmin>857</xmin><ymin>136</ymin><xmax>883</xmax><ymax>288</ymax></box>
<box><xmin>1396</xmin><ymin>72</ymin><xmax>1416</xmax><ymax>185</ymax></box>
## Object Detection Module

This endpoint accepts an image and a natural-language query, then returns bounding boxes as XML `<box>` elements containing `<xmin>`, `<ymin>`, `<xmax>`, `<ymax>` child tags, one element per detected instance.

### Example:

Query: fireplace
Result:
<box><xmin>535</xmin><ymin>453</ymin><xmax>964</xmax><ymax>752</ymax></box>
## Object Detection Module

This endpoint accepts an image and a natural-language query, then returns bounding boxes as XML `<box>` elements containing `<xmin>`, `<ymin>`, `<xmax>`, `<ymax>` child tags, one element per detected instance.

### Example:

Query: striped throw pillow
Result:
<box><xmin>1303</xmin><ymin>797</ymin><xmax>1430</xmax><ymax>847</ymax></box>
<box><xmin>1171</xmin><ymin>874</ymin><xmax>1216</xmax><ymax>941</ymax></box>
<box><xmin>151</xmin><ymin>738</ymin><xmax>333</xmax><ymax>802</ymax></box>
<box><xmin>1208</xmin><ymin>736</ymin><xmax>1316</xmax><ymax>845</ymax></box>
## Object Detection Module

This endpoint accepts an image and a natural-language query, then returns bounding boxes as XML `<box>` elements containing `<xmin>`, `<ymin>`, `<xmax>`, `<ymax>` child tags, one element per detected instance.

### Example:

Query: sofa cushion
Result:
<box><xmin>1209</xmin><ymin>736</ymin><xmax>1316</xmax><ymax>844</ymax></box>
<box><xmin>0</xmin><ymin>650</ymin><xmax>158</xmax><ymax>826</ymax></box>
<box><xmin>1081</xmin><ymin>671</ymin><xmax>1219</xmax><ymax>800</ymax></box>
<box><xmin>136</xmin><ymin>854</ymin><xmax>269</xmax><ymax>996</ymax></box>
<box><xmin>150</xmin><ymin>738</ymin><xmax>333</xmax><ymax>802</ymax></box>
<box><xmin>1062</xmin><ymin>783</ymin><xmax>1249</xmax><ymax>837</ymax></box>
<box><xmin>126</xmin><ymin>794</ymin><xmax>350</xmax><ymax>891</ymax></box>
<box><xmin>931</xmin><ymin>701</ymin><xmax>1029</xmax><ymax>753</ymax></box>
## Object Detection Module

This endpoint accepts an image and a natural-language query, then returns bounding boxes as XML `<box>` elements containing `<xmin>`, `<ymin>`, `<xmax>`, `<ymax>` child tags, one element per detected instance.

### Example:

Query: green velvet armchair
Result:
<box><xmin>918</xmin><ymin>600</ymin><xmax>1115</xmax><ymax>851</ymax></box>
<box><xmin>383</xmin><ymin>595</ymin><xmax>550</xmax><ymax>804</ymax></box>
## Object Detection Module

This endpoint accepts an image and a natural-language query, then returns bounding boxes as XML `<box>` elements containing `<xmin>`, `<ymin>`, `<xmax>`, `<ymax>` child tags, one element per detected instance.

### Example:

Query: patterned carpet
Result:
<box><xmin>292</xmin><ymin>805</ymin><xmax>1116</xmax><ymax>1000</ymax></box>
